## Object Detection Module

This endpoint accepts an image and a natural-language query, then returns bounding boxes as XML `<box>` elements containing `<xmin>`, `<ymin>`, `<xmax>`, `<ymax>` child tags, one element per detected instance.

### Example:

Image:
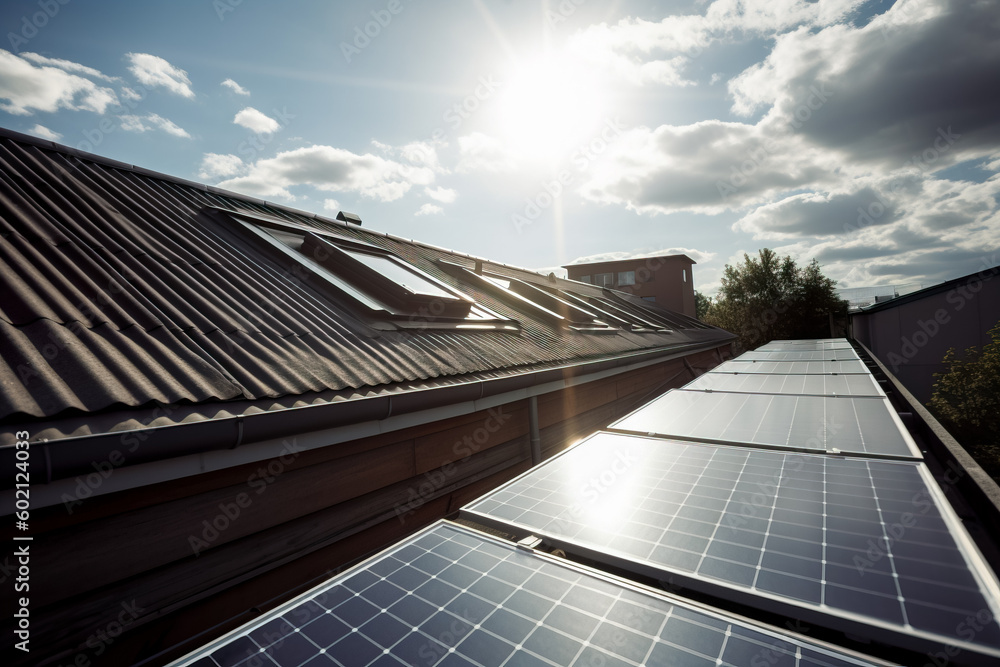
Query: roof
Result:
<box><xmin>0</xmin><ymin>128</ymin><xmax>732</xmax><ymax>440</ymax></box>
<box><xmin>562</xmin><ymin>253</ymin><xmax>698</xmax><ymax>271</ymax></box>
<box><xmin>836</xmin><ymin>283</ymin><xmax>923</xmax><ymax>310</ymax></box>
<box><xmin>853</xmin><ymin>267</ymin><xmax>998</xmax><ymax>314</ymax></box>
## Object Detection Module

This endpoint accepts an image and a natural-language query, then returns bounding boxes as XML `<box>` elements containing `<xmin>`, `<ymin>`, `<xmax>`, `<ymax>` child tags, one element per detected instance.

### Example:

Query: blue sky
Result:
<box><xmin>2</xmin><ymin>0</ymin><xmax>998</xmax><ymax>295</ymax></box>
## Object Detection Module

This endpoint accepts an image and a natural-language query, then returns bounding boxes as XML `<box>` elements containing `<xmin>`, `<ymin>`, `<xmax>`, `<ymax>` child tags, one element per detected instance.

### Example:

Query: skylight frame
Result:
<box><xmin>211</xmin><ymin>207</ymin><xmax>518</xmax><ymax>332</ymax></box>
<box><xmin>437</xmin><ymin>261</ymin><xmax>619</xmax><ymax>333</ymax></box>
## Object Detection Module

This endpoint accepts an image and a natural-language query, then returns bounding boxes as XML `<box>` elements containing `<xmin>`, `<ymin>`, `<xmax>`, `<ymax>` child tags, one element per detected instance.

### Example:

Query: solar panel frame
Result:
<box><xmin>765</xmin><ymin>339</ymin><xmax>851</xmax><ymax>346</ymax></box>
<box><xmin>167</xmin><ymin>520</ymin><xmax>893</xmax><ymax>667</ymax></box>
<box><xmin>712</xmin><ymin>360</ymin><xmax>872</xmax><ymax>375</ymax></box>
<box><xmin>607</xmin><ymin>389</ymin><xmax>922</xmax><ymax>460</ymax></box>
<box><xmin>737</xmin><ymin>350</ymin><xmax>861</xmax><ymax>362</ymax></box>
<box><xmin>759</xmin><ymin>342</ymin><xmax>856</xmax><ymax>351</ymax></box>
<box><xmin>683</xmin><ymin>372</ymin><xmax>887</xmax><ymax>398</ymax></box>
<box><xmin>461</xmin><ymin>433</ymin><xmax>1000</xmax><ymax>664</ymax></box>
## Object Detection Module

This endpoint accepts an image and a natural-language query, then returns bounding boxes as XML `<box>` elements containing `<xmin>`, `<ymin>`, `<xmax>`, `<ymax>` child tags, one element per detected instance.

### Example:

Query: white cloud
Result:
<box><xmin>374</xmin><ymin>139</ymin><xmax>443</xmax><ymax>172</ymax></box>
<box><xmin>125</xmin><ymin>53</ymin><xmax>194</xmax><ymax>98</ymax></box>
<box><xmin>198</xmin><ymin>153</ymin><xmax>244</xmax><ymax>180</ymax></box>
<box><xmin>577</xmin><ymin>120</ymin><xmax>831</xmax><ymax>215</ymax></box>
<box><xmin>566</xmin><ymin>246</ymin><xmax>717</xmax><ymax>266</ymax></box>
<box><xmin>0</xmin><ymin>49</ymin><xmax>117</xmax><ymax>115</ymax></box>
<box><xmin>233</xmin><ymin>107</ymin><xmax>280</xmax><ymax>133</ymax></box>
<box><xmin>577</xmin><ymin>0</ymin><xmax>1000</xmax><ymax>226</ymax></box>
<box><xmin>565</xmin><ymin>0</ymin><xmax>866</xmax><ymax>87</ymax></box>
<box><xmin>456</xmin><ymin>133</ymin><xmax>517</xmax><ymax>173</ymax></box>
<box><xmin>322</xmin><ymin>199</ymin><xmax>341</xmax><ymax>212</ymax></box>
<box><xmin>425</xmin><ymin>186</ymin><xmax>457</xmax><ymax>204</ymax></box>
<box><xmin>728</xmin><ymin>0</ymin><xmax>1000</xmax><ymax>167</ymax></box>
<box><xmin>28</xmin><ymin>124</ymin><xmax>61</xmax><ymax>141</ymax></box>
<box><xmin>221</xmin><ymin>78</ymin><xmax>250</xmax><ymax>96</ymax></box>
<box><xmin>19</xmin><ymin>53</ymin><xmax>118</xmax><ymax>82</ymax></box>
<box><xmin>119</xmin><ymin>113</ymin><xmax>191</xmax><ymax>138</ymax></box>
<box><xmin>217</xmin><ymin>144</ymin><xmax>436</xmax><ymax>202</ymax></box>
<box><xmin>415</xmin><ymin>203</ymin><xmax>444</xmax><ymax>216</ymax></box>
<box><xmin>120</xmin><ymin>86</ymin><xmax>142</xmax><ymax>102</ymax></box>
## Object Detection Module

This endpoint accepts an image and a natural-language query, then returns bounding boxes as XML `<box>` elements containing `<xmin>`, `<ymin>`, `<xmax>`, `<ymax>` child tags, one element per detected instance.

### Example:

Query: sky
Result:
<box><xmin>1</xmin><ymin>0</ymin><xmax>998</xmax><ymax>296</ymax></box>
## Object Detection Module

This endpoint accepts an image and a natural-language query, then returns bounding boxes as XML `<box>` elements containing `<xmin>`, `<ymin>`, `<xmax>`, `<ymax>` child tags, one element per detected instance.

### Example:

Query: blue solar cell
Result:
<box><xmin>172</xmin><ymin>522</ymin><xmax>889</xmax><ymax>667</ymax></box>
<box><xmin>463</xmin><ymin>433</ymin><xmax>1000</xmax><ymax>661</ymax></box>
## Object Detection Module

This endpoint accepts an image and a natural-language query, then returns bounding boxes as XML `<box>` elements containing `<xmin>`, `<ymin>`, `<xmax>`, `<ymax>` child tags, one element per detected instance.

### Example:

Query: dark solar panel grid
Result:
<box><xmin>177</xmin><ymin>522</ymin><xmax>886</xmax><ymax>667</ymax></box>
<box><xmin>464</xmin><ymin>435</ymin><xmax>1000</xmax><ymax>656</ymax></box>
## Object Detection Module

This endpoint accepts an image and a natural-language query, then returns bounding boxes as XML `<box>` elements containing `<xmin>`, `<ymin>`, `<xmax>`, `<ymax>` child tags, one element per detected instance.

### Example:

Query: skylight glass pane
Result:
<box><xmin>339</xmin><ymin>248</ymin><xmax>455</xmax><ymax>299</ymax></box>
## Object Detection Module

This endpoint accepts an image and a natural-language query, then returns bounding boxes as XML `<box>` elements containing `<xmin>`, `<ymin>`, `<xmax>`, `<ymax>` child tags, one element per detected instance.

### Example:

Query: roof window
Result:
<box><xmin>212</xmin><ymin>207</ymin><xmax>516</xmax><ymax>331</ymax></box>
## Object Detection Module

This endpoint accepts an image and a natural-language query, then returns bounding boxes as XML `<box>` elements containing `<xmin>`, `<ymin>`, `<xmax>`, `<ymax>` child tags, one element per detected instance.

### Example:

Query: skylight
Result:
<box><xmin>211</xmin><ymin>207</ymin><xmax>517</xmax><ymax>331</ymax></box>
<box><xmin>438</xmin><ymin>261</ymin><xmax>617</xmax><ymax>332</ymax></box>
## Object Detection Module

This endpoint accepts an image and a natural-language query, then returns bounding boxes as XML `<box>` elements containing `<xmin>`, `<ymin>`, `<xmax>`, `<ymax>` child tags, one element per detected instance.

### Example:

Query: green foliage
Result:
<box><xmin>703</xmin><ymin>249</ymin><xmax>846</xmax><ymax>350</ymax></box>
<box><xmin>694</xmin><ymin>290</ymin><xmax>712</xmax><ymax>320</ymax></box>
<box><xmin>928</xmin><ymin>320</ymin><xmax>1000</xmax><ymax>480</ymax></box>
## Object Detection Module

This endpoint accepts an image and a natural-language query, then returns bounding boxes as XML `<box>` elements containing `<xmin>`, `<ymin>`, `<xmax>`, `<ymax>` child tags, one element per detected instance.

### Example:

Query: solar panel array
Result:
<box><xmin>463</xmin><ymin>433</ymin><xmax>1000</xmax><ymax>659</ymax></box>
<box><xmin>760</xmin><ymin>339</ymin><xmax>854</xmax><ymax>350</ymax></box>
<box><xmin>737</xmin><ymin>350</ymin><xmax>860</xmax><ymax>362</ymax></box>
<box><xmin>608</xmin><ymin>390</ymin><xmax>918</xmax><ymax>459</ymax></box>
<box><xmin>684</xmin><ymin>372</ymin><xmax>885</xmax><ymax>398</ymax></box>
<box><xmin>463</xmin><ymin>339</ymin><xmax>1000</xmax><ymax>664</ymax></box>
<box><xmin>174</xmin><ymin>521</ymin><xmax>888</xmax><ymax>667</ymax></box>
<box><xmin>712</xmin><ymin>359</ymin><xmax>871</xmax><ymax>375</ymax></box>
<box><xmin>171</xmin><ymin>340</ymin><xmax>1000</xmax><ymax>666</ymax></box>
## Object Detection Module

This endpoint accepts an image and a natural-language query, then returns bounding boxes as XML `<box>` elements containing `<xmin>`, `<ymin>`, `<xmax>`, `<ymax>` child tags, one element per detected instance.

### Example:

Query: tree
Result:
<box><xmin>703</xmin><ymin>249</ymin><xmax>846</xmax><ymax>350</ymax></box>
<box><xmin>927</xmin><ymin>320</ymin><xmax>1000</xmax><ymax>481</ymax></box>
<box><xmin>694</xmin><ymin>290</ymin><xmax>712</xmax><ymax>320</ymax></box>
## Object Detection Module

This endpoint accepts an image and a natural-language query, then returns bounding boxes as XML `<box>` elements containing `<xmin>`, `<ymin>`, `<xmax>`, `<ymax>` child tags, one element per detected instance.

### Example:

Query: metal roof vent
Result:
<box><xmin>336</xmin><ymin>211</ymin><xmax>362</xmax><ymax>225</ymax></box>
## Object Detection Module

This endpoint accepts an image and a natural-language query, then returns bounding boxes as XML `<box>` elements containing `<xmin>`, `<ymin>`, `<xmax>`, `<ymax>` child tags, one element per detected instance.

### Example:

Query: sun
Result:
<box><xmin>493</xmin><ymin>52</ymin><xmax>609</xmax><ymax>164</ymax></box>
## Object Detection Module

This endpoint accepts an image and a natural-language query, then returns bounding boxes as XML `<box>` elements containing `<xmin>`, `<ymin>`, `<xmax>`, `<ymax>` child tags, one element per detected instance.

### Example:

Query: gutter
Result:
<box><xmin>2</xmin><ymin>338</ymin><xmax>732</xmax><ymax>507</ymax></box>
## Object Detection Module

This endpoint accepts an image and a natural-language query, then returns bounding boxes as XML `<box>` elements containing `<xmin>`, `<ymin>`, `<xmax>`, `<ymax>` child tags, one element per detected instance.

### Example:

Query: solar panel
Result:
<box><xmin>169</xmin><ymin>520</ymin><xmax>889</xmax><ymax>667</ymax></box>
<box><xmin>759</xmin><ymin>341</ymin><xmax>855</xmax><ymax>351</ymax></box>
<box><xmin>713</xmin><ymin>360</ymin><xmax>870</xmax><ymax>375</ymax></box>
<box><xmin>765</xmin><ymin>339</ymin><xmax>851</xmax><ymax>346</ymax></box>
<box><xmin>608</xmin><ymin>390</ymin><xmax>920</xmax><ymax>459</ymax></box>
<box><xmin>462</xmin><ymin>433</ymin><xmax>1000</xmax><ymax>662</ymax></box>
<box><xmin>684</xmin><ymin>373</ymin><xmax>885</xmax><ymax>398</ymax></box>
<box><xmin>737</xmin><ymin>350</ymin><xmax>860</xmax><ymax>362</ymax></box>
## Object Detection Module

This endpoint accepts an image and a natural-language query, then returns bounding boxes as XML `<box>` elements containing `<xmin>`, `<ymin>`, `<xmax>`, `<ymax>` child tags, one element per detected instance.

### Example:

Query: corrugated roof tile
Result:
<box><xmin>0</xmin><ymin>131</ymin><xmax>733</xmax><ymax>423</ymax></box>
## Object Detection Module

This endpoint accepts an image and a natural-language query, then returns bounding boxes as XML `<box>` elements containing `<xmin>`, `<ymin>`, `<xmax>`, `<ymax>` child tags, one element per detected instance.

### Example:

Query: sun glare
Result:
<box><xmin>494</xmin><ymin>53</ymin><xmax>608</xmax><ymax>164</ymax></box>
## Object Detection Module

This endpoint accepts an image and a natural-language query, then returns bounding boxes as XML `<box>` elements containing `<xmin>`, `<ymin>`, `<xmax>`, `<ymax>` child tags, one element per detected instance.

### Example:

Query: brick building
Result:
<box><xmin>563</xmin><ymin>254</ymin><xmax>697</xmax><ymax>317</ymax></box>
